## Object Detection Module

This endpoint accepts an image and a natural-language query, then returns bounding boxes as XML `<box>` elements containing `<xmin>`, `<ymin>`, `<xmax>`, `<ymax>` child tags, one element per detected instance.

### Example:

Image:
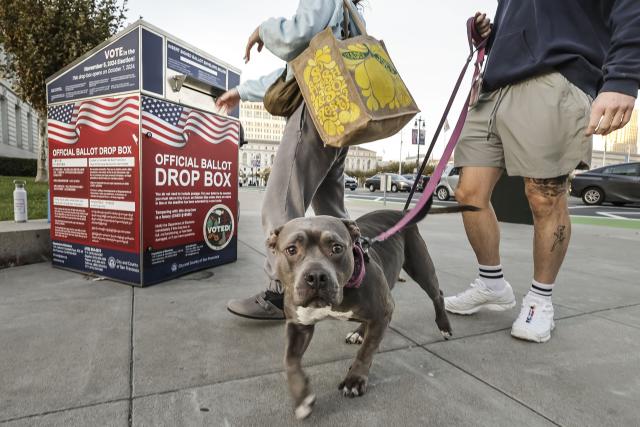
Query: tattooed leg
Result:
<box><xmin>524</xmin><ymin>176</ymin><xmax>571</xmax><ymax>284</ymax></box>
<box><xmin>551</xmin><ymin>225</ymin><xmax>566</xmax><ymax>252</ymax></box>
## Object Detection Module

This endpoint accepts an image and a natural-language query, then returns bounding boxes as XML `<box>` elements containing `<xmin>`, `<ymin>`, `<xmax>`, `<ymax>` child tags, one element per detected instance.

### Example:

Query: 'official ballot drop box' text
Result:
<box><xmin>46</xmin><ymin>21</ymin><xmax>241</xmax><ymax>286</ymax></box>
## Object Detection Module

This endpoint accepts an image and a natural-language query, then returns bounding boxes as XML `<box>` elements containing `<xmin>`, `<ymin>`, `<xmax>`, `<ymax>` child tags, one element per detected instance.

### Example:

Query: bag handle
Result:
<box><xmin>342</xmin><ymin>0</ymin><xmax>368</xmax><ymax>37</ymax></box>
<box><xmin>341</xmin><ymin>2</ymin><xmax>350</xmax><ymax>39</ymax></box>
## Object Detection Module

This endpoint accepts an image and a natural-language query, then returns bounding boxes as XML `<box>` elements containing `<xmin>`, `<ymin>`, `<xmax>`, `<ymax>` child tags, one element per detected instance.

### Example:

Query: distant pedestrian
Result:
<box><xmin>216</xmin><ymin>0</ymin><xmax>366</xmax><ymax>320</ymax></box>
<box><xmin>445</xmin><ymin>2</ymin><xmax>639</xmax><ymax>342</ymax></box>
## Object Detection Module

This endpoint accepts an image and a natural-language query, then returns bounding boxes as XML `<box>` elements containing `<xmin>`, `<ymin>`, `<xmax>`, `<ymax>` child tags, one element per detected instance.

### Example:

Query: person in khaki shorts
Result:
<box><xmin>445</xmin><ymin>3</ymin><xmax>639</xmax><ymax>342</ymax></box>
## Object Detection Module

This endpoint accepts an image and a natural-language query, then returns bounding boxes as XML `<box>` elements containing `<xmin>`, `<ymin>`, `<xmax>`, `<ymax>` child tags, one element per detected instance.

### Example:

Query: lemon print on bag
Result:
<box><xmin>303</xmin><ymin>46</ymin><xmax>361</xmax><ymax>137</ymax></box>
<box><xmin>341</xmin><ymin>43</ymin><xmax>412</xmax><ymax>111</ymax></box>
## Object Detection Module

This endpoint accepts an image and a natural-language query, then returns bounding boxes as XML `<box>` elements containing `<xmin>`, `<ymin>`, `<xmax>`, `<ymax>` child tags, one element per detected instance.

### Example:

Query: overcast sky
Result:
<box><xmin>125</xmin><ymin>0</ymin><xmax>618</xmax><ymax>160</ymax></box>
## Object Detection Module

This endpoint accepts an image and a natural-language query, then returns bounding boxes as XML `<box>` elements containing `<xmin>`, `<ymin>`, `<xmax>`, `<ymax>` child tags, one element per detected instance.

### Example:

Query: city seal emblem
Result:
<box><xmin>203</xmin><ymin>204</ymin><xmax>235</xmax><ymax>251</ymax></box>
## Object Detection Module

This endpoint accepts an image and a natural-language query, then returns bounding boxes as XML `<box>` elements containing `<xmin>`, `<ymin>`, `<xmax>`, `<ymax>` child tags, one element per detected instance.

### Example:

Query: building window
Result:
<box><xmin>0</xmin><ymin>94</ymin><xmax>8</xmax><ymax>146</ymax></box>
<box><xmin>15</xmin><ymin>103</ymin><xmax>22</xmax><ymax>148</ymax></box>
<box><xmin>27</xmin><ymin>112</ymin><xmax>34</xmax><ymax>152</ymax></box>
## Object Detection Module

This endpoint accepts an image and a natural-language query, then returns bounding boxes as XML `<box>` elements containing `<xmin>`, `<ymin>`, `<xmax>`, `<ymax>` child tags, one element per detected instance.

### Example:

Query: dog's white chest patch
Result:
<box><xmin>295</xmin><ymin>306</ymin><xmax>353</xmax><ymax>325</ymax></box>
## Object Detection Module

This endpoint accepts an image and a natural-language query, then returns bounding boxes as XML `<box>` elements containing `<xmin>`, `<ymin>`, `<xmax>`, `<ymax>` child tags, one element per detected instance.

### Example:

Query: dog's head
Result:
<box><xmin>268</xmin><ymin>216</ymin><xmax>361</xmax><ymax>308</ymax></box>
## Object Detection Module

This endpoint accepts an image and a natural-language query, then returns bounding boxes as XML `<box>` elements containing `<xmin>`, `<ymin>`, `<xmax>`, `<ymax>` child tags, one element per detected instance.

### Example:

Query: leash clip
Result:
<box><xmin>356</xmin><ymin>237</ymin><xmax>371</xmax><ymax>263</ymax></box>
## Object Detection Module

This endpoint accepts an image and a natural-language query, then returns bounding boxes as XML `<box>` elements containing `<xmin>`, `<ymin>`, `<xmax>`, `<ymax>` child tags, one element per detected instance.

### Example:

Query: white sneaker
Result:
<box><xmin>511</xmin><ymin>293</ymin><xmax>555</xmax><ymax>343</ymax></box>
<box><xmin>445</xmin><ymin>279</ymin><xmax>516</xmax><ymax>315</ymax></box>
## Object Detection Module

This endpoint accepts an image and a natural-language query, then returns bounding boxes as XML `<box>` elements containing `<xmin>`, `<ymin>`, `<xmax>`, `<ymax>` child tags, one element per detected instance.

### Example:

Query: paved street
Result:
<box><xmin>1</xmin><ymin>188</ymin><xmax>639</xmax><ymax>426</ymax></box>
<box><xmin>343</xmin><ymin>188</ymin><xmax>640</xmax><ymax>220</ymax></box>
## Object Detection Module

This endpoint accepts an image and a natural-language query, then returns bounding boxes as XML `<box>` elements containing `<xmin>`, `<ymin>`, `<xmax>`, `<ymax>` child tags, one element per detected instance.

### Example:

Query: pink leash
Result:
<box><xmin>371</xmin><ymin>17</ymin><xmax>487</xmax><ymax>244</ymax></box>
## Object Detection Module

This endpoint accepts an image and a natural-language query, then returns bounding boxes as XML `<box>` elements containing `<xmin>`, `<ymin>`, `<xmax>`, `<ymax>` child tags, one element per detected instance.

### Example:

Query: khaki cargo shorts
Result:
<box><xmin>454</xmin><ymin>72</ymin><xmax>593</xmax><ymax>178</ymax></box>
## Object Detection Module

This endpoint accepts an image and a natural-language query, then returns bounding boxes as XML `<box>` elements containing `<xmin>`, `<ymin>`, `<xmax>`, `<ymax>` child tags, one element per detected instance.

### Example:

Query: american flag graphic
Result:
<box><xmin>141</xmin><ymin>97</ymin><xmax>239</xmax><ymax>148</ymax></box>
<box><xmin>48</xmin><ymin>96</ymin><xmax>139</xmax><ymax>145</ymax></box>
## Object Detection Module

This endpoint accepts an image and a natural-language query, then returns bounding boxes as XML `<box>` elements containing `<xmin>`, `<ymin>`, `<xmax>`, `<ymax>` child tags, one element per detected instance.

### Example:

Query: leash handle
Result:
<box><xmin>403</xmin><ymin>17</ymin><xmax>487</xmax><ymax>212</ymax></box>
<box><xmin>376</xmin><ymin>18</ymin><xmax>487</xmax><ymax>243</ymax></box>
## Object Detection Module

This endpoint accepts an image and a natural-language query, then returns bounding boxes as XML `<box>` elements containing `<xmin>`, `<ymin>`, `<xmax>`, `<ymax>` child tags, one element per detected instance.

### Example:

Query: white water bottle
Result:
<box><xmin>13</xmin><ymin>180</ymin><xmax>28</xmax><ymax>223</ymax></box>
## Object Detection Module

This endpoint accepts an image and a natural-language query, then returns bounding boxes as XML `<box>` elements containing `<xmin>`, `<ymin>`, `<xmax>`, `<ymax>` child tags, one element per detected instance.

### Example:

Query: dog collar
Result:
<box><xmin>345</xmin><ymin>242</ymin><xmax>366</xmax><ymax>289</ymax></box>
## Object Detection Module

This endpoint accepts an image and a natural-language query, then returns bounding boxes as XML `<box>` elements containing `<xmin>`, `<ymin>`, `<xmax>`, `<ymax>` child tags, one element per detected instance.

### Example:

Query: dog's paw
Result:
<box><xmin>338</xmin><ymin>375</ymin><xmax>368</xmax><ymax>398</ymax></box>
<box><xmin>345</xmin><ymin>330</ymin><xmax>364</xmax><ymax>345</ymax></box>
<box><xmin>435</xmin><ymin>313</ymin><xmax>452</xmax><ymax>340</ymax></box>
<box><xmin>440</xmin><ymin>330</ymin><xmax>452</xmax><ymax>340</ymax></box>
<box><xmin>294</xmin><ymin>394</ymin><xmax>316</xmax><ymax>420</ymax></box>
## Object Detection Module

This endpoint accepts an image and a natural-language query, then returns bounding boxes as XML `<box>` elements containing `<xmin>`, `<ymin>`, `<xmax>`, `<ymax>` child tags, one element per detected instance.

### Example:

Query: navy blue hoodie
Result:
<box><xmin>483</xmin><ymin>0</ymin><xmax>640</xmax><ymax>98</ymax></box>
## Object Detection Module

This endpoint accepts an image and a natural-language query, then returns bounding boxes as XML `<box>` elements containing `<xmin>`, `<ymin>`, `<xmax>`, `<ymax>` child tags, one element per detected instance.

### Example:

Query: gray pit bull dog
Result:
<box><xmin>268</xmin><ymin>208</ymin><xmax>468</xmax><ymax>419</ymax></box>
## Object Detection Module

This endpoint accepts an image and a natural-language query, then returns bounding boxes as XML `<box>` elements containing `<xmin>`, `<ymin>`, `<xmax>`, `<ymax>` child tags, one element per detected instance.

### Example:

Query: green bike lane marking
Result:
<box><xmin>570</xmin><ymin>215</ymin><xmax>640</xmax><ymax>230</ymax></box>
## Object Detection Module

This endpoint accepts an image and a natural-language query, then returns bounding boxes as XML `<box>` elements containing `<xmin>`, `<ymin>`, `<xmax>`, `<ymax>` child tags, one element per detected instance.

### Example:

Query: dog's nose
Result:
<box><xmin>304</xmin><ymin>271</ymin><xmax>329</xmax><ymax>289</ymax></box>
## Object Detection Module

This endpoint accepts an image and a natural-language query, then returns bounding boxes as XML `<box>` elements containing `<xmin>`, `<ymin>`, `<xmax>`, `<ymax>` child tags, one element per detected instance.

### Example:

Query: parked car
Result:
<box><xmin>435</xmin><ymin>165</ymin><xmax>460</xmax><ymax>200</ymax></box>
<box><xmin>417</xmin><ymin>175</ymin><xmax>430</xmax><ymax>192</ymax></box>
<box><xmin>344</xmin><ymin>174</ymin><xmax>358</xmax><ymax>191</ymax></box>
<box><xmin>364</xmin><ymin>173</ymin><xmax>412</xmax><ymax>192</ymax></box>
<box><xmin>401</xmin><ymin>174</ymin><xmax>430</xmax><ymax>192</ymax></box>
<box><xmin>402</xmin><ymin>174</ymin><xmax>416</xmax><ymax>185</ymax></box>
<box><xmin>570</xmin><ymin>162</ymin><xmax>640</xmax><ymax>206</ymax></box>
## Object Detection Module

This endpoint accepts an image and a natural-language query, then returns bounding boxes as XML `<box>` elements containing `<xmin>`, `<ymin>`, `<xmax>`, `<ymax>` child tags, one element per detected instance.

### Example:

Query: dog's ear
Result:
<box><xmin>266</xmin><ymin>226</ymin><xmax>283</xmax><ymax>253</ymax></box>
<box><xmin>341</xmin><ymin>219</ymin><xmax>361</xmax><ymax>243</ymax></box>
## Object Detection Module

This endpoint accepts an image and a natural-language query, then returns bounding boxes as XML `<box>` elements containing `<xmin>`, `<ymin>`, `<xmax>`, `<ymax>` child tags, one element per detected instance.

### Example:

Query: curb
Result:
<box><xmin>0</xmin><ymin>220</ymin><xmax>51</xmax><ymax>268</ymax></box>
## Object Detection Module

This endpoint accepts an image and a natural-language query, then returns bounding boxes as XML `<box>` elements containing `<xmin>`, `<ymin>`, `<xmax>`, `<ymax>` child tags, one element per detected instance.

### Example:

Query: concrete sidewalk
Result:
<box><xmin>1</xmin><ymin>189</ymin><xmax>639</xmax><ymax>426</ymax></box>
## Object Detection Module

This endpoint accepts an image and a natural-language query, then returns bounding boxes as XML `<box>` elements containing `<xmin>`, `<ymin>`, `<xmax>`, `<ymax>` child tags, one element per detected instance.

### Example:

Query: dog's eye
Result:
<box><xmin>331</xmin><ymin>244</ymin><xmax>344</xmax><ymax>255</ymax></box>
<box><xmin>285</xmin><ymin>246</ymin><xmax>297</xmax><ymax>256</ymax></box>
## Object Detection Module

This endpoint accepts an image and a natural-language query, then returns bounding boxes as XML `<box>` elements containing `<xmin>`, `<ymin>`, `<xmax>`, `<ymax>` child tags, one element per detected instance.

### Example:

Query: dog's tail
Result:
<box><xmin>372</xmin><ymin>196</ymin><xmax>480</xmax><ymax>243</ymax></box>
<box><xmin>402</xmin><ymin>196</ymin><xmax>479</xmax><ymax>224</ymax></box>
<box><xmin>428</xmin><ymin>205</ymin><xmax>480</xmax><ymax>215</ymax></box>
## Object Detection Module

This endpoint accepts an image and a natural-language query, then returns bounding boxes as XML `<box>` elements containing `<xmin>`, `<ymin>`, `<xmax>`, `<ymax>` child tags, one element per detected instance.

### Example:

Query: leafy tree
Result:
<box><xmin>374</xmin><ymin>161</ymin><xmax>435</xmax><ymax>176</ymax></box>
<box><xmin>0</xmin><ymin>0</ymin><xmax>127</xmax><ymax>181</ymax></box>
<box><xmin>347</xmin><ymin>162</ymin><xmax>435</xmax><ymax>181</ymax></box>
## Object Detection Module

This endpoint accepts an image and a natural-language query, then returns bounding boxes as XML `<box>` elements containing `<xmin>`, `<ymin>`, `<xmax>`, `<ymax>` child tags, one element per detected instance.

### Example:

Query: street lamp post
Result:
<box><xmin>414</xmin><ymin>117</ymin><xmax>425</xmax><ymax>174</ymax></box>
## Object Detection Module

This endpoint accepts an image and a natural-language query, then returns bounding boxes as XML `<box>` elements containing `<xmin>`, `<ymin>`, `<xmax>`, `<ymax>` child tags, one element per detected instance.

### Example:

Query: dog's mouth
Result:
<box><xmin>301</xmin><ymin>295</ymin><xmax>332</xmax><ymax>308</ymax></box>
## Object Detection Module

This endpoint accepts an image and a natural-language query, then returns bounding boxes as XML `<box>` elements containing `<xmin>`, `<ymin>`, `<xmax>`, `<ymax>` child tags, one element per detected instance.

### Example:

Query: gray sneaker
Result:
<box><xmin>227</xmin><ymin>290</ymin><xmax>285</xmax><ymax>320</ymax></box>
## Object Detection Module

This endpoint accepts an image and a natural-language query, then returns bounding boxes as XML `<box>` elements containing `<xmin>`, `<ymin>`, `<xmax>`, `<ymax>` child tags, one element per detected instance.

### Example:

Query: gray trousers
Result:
<box><xmin>262</xmin><ymin>103</ymin><xmax>349</xmax><ymax>288</ymax></box>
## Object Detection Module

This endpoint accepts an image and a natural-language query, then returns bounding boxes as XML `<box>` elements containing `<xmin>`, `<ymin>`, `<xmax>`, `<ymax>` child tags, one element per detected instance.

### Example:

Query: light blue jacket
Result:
<box><xmin>237</xmin><ymin>0</ymin><xmax>365</xmax><ymax>102</ymax></box>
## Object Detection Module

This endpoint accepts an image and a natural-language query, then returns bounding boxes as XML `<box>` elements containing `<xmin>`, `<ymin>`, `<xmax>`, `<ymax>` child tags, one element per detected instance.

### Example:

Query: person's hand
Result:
<box><xmin>474</xmin><ymin>12</ymin><xmax>492</xmax><ymax>40</ymax></box>
<box><xmin>586</xmin><ymin>91</ymin><xmax>636</xmax><ymax>136</ymax></box>
<box><xmin>244</xmin><ymin>26</ymin><xmax>264</xmax><ymax>64</ymax></box>
<box><xmin>216</xmin><ymin>88</ymin><xmax>240</xmax><ymax>114</ymax></box>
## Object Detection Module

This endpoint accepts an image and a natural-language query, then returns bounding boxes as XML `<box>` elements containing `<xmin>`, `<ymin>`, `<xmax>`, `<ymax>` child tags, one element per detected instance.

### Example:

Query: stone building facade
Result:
<box><xmin>0</xmin><ymin>79</ymin><xmax>40</xmax><ymax>159</ymax></box>
<box><xmin>238</xmin><ymin>101</ymin><xmax>379</xmax><ymax>185</ymax></box>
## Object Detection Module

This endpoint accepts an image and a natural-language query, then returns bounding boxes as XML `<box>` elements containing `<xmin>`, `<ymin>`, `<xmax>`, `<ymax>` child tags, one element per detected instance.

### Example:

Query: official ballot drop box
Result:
<box><xmin>45</xmin><ymin>21</ymin><xmax>241</xmax><ymax>286</ymax></box>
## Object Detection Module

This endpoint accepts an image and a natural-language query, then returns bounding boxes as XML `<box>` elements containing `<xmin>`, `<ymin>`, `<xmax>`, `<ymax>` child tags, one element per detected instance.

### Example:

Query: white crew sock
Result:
<box><xmin>529</xmin><ymin>279</ymin><xmax>553</xmax><ymax>301</ymax></box>
<box><xmin>478</xmin><ymin>264</ymin><xmax>506</xmax><ymax>292</ymax></box>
